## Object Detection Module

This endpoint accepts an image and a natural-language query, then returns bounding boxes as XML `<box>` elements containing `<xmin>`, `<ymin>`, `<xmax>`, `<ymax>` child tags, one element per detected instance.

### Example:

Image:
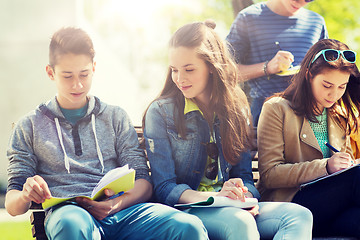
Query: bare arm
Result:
<box><xmin>178</xmin><ymin>178</ymin><xmax>248</xmax><ymax>203</ymax></box>
<box><xmin>5</xmin><ymin>175</ymin><xmax>52</xmax><ymax>216</ymax></box>
<box><xmin>238</xmin><ymin>51</ymin><xmax>294</xmax><ymax>83</ymax></box>
<box><xmin>179</xmin><ymin>178</ymin><xmax>258</xmax><ymax>216</ymax></box>
<box><xmin>5</xmin><ymin>190</ymin><xmax>32</xmax><ymax>216</ymax></box>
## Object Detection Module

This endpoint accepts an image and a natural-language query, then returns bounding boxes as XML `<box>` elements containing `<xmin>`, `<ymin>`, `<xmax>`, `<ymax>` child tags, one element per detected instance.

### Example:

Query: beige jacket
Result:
<box><xmin>256</xmin><ymin>97</ymin><xmax>353</xmax><ymax>202</ymax></box>
<box><xmin>350</xmin><ymin>123</ymin><xmax>360</xmax><ymax>159</ymax></box>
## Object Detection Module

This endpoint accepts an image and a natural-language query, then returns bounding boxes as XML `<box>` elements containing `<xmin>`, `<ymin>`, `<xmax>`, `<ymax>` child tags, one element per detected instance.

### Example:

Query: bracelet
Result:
<box><xmin>263</xmin><ymin>60</ymin><xmax>270</xmax><ymax>80</ymax></box>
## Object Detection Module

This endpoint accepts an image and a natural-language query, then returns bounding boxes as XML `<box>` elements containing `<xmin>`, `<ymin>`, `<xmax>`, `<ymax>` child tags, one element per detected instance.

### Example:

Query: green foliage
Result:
<box><xmin>0</xmin><ymin>221</ymin><xmax>33</xmax><ymax>240</ymax></box>
<box><xmin>308</xmin><ymin>0</ymin><xmax>360</xmax><ymax>51</ymax></box>
<box><xmin>161</xmin><ymin>0</ymin><xmax>234</xmax><ymax>33</ymax></box>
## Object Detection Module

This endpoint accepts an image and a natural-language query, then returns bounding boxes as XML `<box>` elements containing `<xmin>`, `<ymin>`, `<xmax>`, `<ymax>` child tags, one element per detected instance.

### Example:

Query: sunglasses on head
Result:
<box><xmin>204</xmin><ymin>142</ymin><xmax>219</xmax><ymax>180</ymax></box>
<box><xmin>310</xmin><ymin>49</ymin><xmax>357</xmax><ymax>66</ymax></box>
<box><xmin>304</xmin><ymin>0</ymin><xmax>314</xmax><ymax>2</ymax></box>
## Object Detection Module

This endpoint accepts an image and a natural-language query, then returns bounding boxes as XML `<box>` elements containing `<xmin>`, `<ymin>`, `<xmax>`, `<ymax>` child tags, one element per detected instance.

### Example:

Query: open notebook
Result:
<box><xmin>174</xmin><ymin>196</ymin><xmax>258</xmax><ymax>209</ymax></box>
<box><xmin>300</xmin><ymin>163</ymin><xmax>360</xmax><ymax>189</ymax></box>
<box><xmin>42</xmin><ymin>164</ymin><xmax>135</xmax><ymax>209</ymax></box>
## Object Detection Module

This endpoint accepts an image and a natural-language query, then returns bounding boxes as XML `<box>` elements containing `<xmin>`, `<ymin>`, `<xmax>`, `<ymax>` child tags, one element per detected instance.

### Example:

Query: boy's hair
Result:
<box><xmin>143</xmin><ymin>20</ymin><xmax>253</xmax><ymax>165</ymax></box>
<box><xmin>49</xmin><ymin>27</ymin><xmax>95</xmax><ymax>68</ymax></box>
<box><xmin>278</xmin><ymin>39</ymin><xmax>360</xmax><ymax>133</ymax></box>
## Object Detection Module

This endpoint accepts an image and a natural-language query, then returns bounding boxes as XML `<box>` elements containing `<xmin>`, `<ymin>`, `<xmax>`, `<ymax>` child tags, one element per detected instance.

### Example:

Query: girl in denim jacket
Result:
<box><xmin>143</xmin><ymin>20</ymin><xmax>313</xmax><ymax>240</ymax></box>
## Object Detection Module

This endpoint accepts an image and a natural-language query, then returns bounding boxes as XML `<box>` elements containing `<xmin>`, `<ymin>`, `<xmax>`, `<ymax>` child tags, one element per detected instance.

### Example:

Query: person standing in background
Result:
<box><xmin>226</xmin><ymin>0</ymin><xmax>327</xmax><ymax>126</ymax></box>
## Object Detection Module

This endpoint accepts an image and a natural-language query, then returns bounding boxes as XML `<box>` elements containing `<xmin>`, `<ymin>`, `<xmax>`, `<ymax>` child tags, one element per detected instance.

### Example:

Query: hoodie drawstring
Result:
<box><xmin>55</xmin><ymin>118</ymin><xmax>71</xmax><ymax>173</ymax></box>
<box><xmin>91</xmin><ymin>114</ymin><xmax>104</xmax><ymax>173</ymax></box>
<box><xmin>55</xmin><ymin>115</ymin><xmax>104</xmax><ymax>174</ymax></box>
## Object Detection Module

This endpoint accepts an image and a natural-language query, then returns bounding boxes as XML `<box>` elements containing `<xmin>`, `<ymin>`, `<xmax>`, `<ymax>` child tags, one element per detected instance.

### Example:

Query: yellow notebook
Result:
<box><xmin>276</xmin><ymin>65</ymin><xmax>300</xmax><ymax>76</ymax></box>
<box><xmin>42</xmin><ymin>165</ymin><xmax>135</xmax><ymax>209</ymax></box>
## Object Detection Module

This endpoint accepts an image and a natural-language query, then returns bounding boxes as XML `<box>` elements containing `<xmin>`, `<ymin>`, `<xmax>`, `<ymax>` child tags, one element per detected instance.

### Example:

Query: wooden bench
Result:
<box><xmin>28</xmin><ymin>127</ymin><xmax>355</xmax><ymax>240</ymax></box>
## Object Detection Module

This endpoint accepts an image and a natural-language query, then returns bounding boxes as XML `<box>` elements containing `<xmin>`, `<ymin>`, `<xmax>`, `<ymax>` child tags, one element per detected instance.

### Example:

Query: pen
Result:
<box><xmin>109</xmin><ymin>191</ymin><xmax>124</xmax><ymax>199</ymax></box>
<box><xmin>325</xmin><ymin>142</ymin><xmax>355</xmax><ymax>166</ymax></box>
<box><xmin>275</xmin><ymin>41</ymin><xmax>281</xmax><ymax>51</ymax></box>
<box><xmin>275</xmin><ymin>41</ymin><xmax>293</xmax><ymax>68</ymax></box>
<box><xmin>324</xmin><ymin>142</ymin><xmax>339</xmax><ymax>153</ymax></box>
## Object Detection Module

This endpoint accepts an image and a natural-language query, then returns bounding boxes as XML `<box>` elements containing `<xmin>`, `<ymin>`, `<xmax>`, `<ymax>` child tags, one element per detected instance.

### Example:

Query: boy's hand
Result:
<box><xmin>76</xmin><ymin>189</ymin><xmax>120</xmax><ymax>220</ymax></box>
<box><xmin>22</xmin><ymin>175</ymin><xmax>52</xmax><ymax>204</ymax></box>
<box><xmin>268</xmin><ymin>50</ymin><xmax>294</xmax><ymax>74</ymax></box>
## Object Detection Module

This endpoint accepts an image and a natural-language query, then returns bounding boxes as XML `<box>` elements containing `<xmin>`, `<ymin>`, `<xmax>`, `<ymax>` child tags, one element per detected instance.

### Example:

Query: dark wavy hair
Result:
<box><xmin>143</xmin><ymin>20</ymin><xmax>253</xmax><ymax>165</ymax></box>
<box><xmin>277</xmin><ymin>39</ymin><xmax>360</xmax><ymax>133</ymax></box>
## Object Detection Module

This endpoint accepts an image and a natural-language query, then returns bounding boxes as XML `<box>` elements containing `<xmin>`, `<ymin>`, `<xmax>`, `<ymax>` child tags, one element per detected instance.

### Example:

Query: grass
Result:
<box><xmin>0</xmin><ymin>221</ymin><xmax>33</xmax><ymax>240</ymax></box>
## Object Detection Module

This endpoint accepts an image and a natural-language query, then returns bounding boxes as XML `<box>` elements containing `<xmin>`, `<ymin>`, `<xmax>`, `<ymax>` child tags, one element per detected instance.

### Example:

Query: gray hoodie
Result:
<box><xmin>7</xmin><ymin>96</ymin><xmax>150</xmax><ymax>198</ymax></box>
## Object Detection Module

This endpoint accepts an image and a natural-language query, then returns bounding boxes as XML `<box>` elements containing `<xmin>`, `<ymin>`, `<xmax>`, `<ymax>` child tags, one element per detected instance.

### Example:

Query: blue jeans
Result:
<box><xmin>292</xmin><ymin>166</ymin><xmax>360</xmax><ymax>238</ymax></box>
<box><xmin>250</xmin><ymin>97</ymin><xmax>266</xmax><ymax>127</ymax></box>
<box><xmin>186</xmin><ymin>202</ymin><xmax>312</xmax><ymax>240</ymax></box>
<box><xmin>45</xmin><ymin>203</ymin><xmax>209</xmax><ymax>240</ymax></box>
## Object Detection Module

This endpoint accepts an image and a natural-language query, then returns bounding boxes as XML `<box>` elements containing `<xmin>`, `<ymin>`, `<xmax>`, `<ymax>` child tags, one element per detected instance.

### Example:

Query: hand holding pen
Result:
<box><xmin>275</xmin><ymin>42</ymin><xmax>293</xmax><ymax>69</ymax></box>
<box><xmin>325</xmin><ymin>142</ymin><xmax>354</xmax><ymax>174</ymax></box>
<box><xmin>217</xmin><ymin>178</ymin><xmax>259</xmax><ymax>216</ymax></box>
<box><xmin>218</xmin><ymin>178</ymin><xmax>248</xmax><ymax>202</ymax></box>
<box><xmin>266</xmin><ymin>41</ymin><xmax>294</xmax><ymax>74</ymax></box>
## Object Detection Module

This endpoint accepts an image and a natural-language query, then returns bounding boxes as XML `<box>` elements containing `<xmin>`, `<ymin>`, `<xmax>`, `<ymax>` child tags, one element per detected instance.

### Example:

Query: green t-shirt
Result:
<box><xmin>60</xmin><ymin>102</ymin><xmax>89</xmax><ymax>125</ymax></box>
<box><xmin>308</xmin><ymin>109</ymin><xmax>331</xmax><ymax>158</ymax></box>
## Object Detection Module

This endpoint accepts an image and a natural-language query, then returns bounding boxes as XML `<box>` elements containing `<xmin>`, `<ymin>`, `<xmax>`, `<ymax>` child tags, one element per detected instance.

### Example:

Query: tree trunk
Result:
<box><xmin>231</xmin><ymin>0</ymin><xmax>254</xmax><ymax>17</ymax></box>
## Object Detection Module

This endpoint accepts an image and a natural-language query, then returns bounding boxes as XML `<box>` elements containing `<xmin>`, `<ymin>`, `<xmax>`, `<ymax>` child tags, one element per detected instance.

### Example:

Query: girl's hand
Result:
<box><xmin>327</xmin><ymin>152</ymin><xmax>353</xmax><ymax>174</ymax></box>
<box><xmin>354</xmin><ymin>159</ymin><xmax>360</xmax><ymax>165</ymax></box>
<box><xmin>217</xmin><ymin>178</ymin><xmax>248</xmax><ymax>202</ymax></box>
<box><xmin>247</xmin><ymin>204</ymin><xmax>259</xmax><ymax>217</ymax></box>
<box><xmin>21</xmin><ymin>175</ymin><xmax>52</xmax><ymax>204</ymax></box>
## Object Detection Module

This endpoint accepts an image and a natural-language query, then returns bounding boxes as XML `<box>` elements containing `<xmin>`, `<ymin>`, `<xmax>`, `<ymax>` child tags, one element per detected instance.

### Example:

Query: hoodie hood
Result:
<box><xmin>39</xmin><ymin>96</ymin><xmax>105</xmax><ymax>173</ymax></box>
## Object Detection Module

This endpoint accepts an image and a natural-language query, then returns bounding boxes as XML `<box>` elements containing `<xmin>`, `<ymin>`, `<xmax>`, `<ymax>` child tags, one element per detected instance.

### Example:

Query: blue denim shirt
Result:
<box><xmin>144</xmin><ymin>98</ymin><xmax>260</xmax><ymax>206</ymax></box>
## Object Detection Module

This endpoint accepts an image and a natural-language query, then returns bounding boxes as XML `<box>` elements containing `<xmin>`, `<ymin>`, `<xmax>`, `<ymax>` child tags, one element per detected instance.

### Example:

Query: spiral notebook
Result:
<box><xmin>300</xmin><ymin>163</ymin><xmax>360</xmax><ymax>189</ymax></box>
<box><xmin>174</xmin><ymin>196</ymin><xmax>258</xmax><ymax>209</ymax></box>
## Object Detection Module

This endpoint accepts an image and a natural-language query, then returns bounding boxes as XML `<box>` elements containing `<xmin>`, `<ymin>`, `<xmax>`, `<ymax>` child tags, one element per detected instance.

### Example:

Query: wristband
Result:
<box><xmin>263</xmin><ymin>60</ymin><xmax>270</xmax><ymax>80</ymax></box>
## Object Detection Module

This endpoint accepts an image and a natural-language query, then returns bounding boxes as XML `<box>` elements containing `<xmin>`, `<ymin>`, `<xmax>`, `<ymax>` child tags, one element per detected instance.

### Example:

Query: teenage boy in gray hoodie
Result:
<box><xmin>5</xmin><ymin>27</ymin><xmax>208</xmax><ymax>240</ymax></box>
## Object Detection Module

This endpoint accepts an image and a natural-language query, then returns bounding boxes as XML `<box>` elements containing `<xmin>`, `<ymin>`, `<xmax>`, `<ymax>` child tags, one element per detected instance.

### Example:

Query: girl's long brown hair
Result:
<box><xmin>143</xmin><ymin>20</ymin><xmax>253</xmax><ymax>165</ymax></box>
<box><xmin>276</xmin><ymin>39</ymin><xmax>360</xmax><ymax>133</ymax></box>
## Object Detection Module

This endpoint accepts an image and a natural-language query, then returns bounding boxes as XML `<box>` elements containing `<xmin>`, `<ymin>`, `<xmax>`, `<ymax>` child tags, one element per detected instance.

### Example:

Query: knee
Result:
<box><xmin>287</xmin><ymin>203</ymin><xmax>313</xmax><ymax>224</ymax></box>
<box><xmin>228</xmin><ymin>211</ymin><xmax>259</xmax><ymax>239</ymax></box>
<box><xmin>46</xmin><ymin>205</ymin><xmax>99</xmax><ymax>240</ymax></box>
<box><xmin>170</xmin><ymin>212</ymin><xmax>208</xmax><ymax>239</ymax></box>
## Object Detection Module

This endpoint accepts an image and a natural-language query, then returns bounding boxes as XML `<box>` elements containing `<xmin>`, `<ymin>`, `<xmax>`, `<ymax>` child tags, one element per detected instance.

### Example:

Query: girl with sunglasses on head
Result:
<box><xmin>257</xmin><ymin>38</ymin><xmax>360</xmax><ymax>238</ymax></box>
<box><xmin>143</xmin><ymin>20</ymin><xmax>313</xmax><ymax>240</ymax></box>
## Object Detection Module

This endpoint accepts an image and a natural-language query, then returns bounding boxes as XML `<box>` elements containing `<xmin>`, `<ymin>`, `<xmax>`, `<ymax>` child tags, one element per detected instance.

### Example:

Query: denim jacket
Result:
<box><xmin>144</xmin><ymin>98</ymin><xmax>260</xmax><ymax>206</ymax></box>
